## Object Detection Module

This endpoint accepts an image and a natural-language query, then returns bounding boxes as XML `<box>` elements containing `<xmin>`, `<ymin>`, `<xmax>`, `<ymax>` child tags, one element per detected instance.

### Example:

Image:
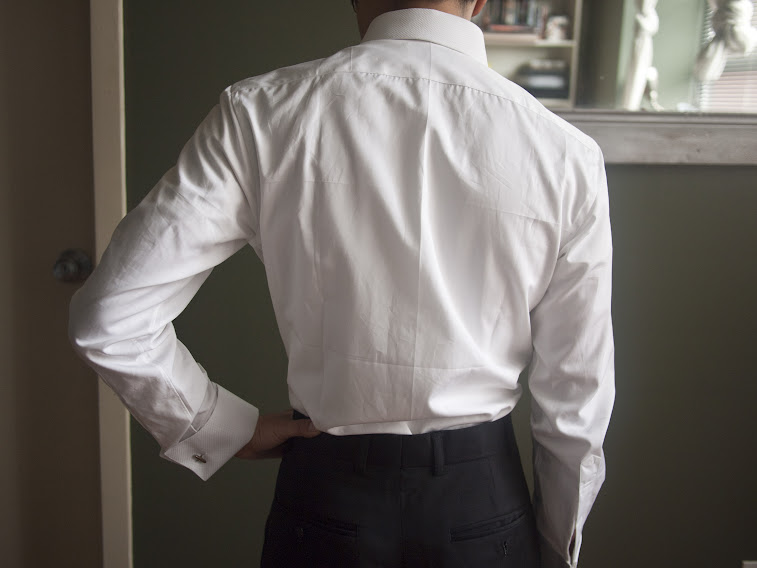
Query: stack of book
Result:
<box><xmin>512</xmin><ymin>59</ymin><xmax>570</xmax><ymax>99</ymax></box>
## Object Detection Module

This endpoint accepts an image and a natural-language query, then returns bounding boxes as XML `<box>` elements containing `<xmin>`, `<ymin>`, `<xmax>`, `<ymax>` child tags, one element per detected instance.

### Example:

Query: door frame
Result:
<box><xmin>90</xmin><ymin>1</ymin><xmax>132</xmax><ymax>567</ymax></box>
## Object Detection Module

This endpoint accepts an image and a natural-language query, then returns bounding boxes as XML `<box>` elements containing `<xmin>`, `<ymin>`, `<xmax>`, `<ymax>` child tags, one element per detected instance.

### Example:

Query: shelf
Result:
<box><xmin>481</xmin><ymin>0</ymin><xmax>583</xmax><ymax>109</ymax></box>
<box><xmin>483</xmin><ymin>32</ymin><xmax>575</xmax><ymax>48</ymax></box>
<box><xmin>538</xmin><ymin>98</ymin><xmax>574</xmax><ymax>109</ymax></box>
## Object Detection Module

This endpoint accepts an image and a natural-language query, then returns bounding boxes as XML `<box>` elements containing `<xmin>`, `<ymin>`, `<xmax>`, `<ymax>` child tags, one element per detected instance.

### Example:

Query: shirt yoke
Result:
<box><xmin>229</xmin><ymin>40</ymin><xmax>599</xmax><ymax>158</ymax></box>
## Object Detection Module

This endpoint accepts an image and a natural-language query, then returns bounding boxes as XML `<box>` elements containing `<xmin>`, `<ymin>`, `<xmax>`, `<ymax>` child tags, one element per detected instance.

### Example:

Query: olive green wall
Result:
<box><xmin>650</xmin><ymin>0</ymin><xmax>705</xmax><ymax>109</ymax></box>
<box><xmin>578</xmin><ymin>0</ymin><xmax>626</xmax><ymax>107</ymax></box>
<box><xmin>125</xmin><ymin>2</ymin><xmax>757</xmax><ymax>567</ymax></box>
<box><xmin>124</xmin><ymin>3</ymin><xmax>359</xmax><ymax>566</ymax></box>
<box><xmin>584</xmin><ymin>165</ymin><xmax>757</xmax><ymax>567</ymax></box>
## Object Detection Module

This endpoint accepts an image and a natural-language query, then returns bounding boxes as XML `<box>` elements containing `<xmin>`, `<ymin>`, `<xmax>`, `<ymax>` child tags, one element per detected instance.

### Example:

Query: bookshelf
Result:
<box><xmin>479</xmin><ymin>0</ymin><xmax>584</xmax><ymax>109</ymax></box>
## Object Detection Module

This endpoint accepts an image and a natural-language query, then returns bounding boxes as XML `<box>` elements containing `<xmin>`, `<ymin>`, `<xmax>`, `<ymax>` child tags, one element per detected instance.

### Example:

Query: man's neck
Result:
<box><xmin>398</xmin><ymin>1</ymin><xmax>471</xmax><ymax>19</ymax></box>
<box><xmin>356</xmin><ymin>0</ymin><xmax>482</xmax><ymax>38</ymax></box>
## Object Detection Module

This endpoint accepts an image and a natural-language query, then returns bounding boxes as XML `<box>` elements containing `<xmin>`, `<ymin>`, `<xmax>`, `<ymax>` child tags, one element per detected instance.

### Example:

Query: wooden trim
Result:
<box><xmin>483</xmin><ymin>32</ymin><xmax>576</xmax><ymax>47</ymax></box>
<box><xmin>90</xmin><ymin>1</ymin><xmax>132</xmax><ymax>567</ymax></box>
<box><xmin>556</xmin><ymin>110</ymin><xmax>757</xmax><ymax>165</ymax></box>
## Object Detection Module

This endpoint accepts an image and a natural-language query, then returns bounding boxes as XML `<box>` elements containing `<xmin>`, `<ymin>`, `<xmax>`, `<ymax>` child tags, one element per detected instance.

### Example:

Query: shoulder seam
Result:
<box><xmin>231</xmin><ymin>69</ymin><xmax>597</xmax><ymax>152</ymax></box>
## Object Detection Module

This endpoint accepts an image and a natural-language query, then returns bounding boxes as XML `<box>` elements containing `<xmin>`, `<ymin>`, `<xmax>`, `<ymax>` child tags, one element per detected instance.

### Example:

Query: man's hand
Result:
<box><xmin>234</xmin><ymin>410</ymin><xmax>321</xmax><ymax>460</ymax></box>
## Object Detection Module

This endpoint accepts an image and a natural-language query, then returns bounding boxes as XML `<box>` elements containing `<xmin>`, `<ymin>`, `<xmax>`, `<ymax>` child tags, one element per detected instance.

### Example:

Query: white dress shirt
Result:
<box><xmin>69</xmin><ymin>8</ymin><xmax>614</xmax><ymax>567</ymax></box>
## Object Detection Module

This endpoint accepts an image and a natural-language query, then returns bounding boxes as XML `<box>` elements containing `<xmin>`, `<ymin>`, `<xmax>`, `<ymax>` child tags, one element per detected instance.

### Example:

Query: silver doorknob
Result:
<box><xmin>53</xmin><ymin>249</ymin><xmax>93</xmax><ymax>283</ymax></box>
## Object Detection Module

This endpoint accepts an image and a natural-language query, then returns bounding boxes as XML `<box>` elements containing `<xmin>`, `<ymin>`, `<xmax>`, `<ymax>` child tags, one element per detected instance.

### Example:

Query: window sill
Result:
<box><xmin>555</xmin><ymin>110</ymin><xmax>757</xmax><ymax>166</ymax></box>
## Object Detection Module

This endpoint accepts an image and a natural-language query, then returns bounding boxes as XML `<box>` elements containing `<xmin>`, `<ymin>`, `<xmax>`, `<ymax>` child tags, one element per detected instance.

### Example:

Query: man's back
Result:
<box><xmin>235</xmin><ymin>9</ymin><xmax>606</xmax><ymax>435</ymax></box>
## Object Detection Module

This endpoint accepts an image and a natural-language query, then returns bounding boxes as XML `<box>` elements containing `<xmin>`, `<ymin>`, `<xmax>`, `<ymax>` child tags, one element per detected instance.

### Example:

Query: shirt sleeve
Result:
<box><xmin>69</xmin><ymin>88</ymin><xmax>261</xmax><ymax>481</ymax></box>
<box><xmin>527</xmin><ymin>145</ymin><xmax>615</xmax><ymax>567</ymax></box>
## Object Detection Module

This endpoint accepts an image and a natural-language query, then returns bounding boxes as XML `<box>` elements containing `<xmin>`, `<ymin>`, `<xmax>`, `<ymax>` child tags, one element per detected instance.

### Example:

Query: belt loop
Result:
<box><xmin>431</xmin><ymin>432</ymin><xmax>446</xmax><ymax>476</ymax></box>
<box><xmin>354</xmin><ymin>437</ymin><xmax>370</xmax><ymax>475</ymax></box>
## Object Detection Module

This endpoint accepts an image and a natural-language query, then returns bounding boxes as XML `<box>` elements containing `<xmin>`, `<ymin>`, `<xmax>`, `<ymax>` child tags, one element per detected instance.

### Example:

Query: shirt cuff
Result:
<box><xmin>161</xmin><ymin>385</ymin><xmax>259</xmax><ymax>480</ymax></box>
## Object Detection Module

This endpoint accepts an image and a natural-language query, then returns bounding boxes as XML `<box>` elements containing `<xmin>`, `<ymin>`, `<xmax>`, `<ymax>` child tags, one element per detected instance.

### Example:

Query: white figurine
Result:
<box><xmin>621</xmin><ymin>0</ymin><xmax>662</xmax><ymax>111</ymax></box>
<box><xmin>696</xmin><ymin>0</ymin><xmax>757</xmax><ymax>82</ymax></box>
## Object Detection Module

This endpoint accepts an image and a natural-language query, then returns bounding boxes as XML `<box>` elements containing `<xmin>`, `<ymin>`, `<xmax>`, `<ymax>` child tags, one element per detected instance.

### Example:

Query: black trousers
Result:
<box><xmin>261</xmin><ymin>413</ymin><xmax>539</xmax><ymax>567</ymax></box>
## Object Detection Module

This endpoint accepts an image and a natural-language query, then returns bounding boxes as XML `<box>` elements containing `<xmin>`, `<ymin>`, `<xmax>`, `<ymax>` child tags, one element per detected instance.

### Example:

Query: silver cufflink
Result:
<box><xmin>192</xmin><ymin>454</ymin><xmax>207</xmax><ymax>464</ymax></box>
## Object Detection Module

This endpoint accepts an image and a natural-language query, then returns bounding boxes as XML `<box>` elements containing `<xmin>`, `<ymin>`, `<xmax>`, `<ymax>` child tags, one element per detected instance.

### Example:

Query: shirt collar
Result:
<box><xmin>361</xmin><ymin>8</ymin><xmax>488</xmax><ymax>66</ymax></box>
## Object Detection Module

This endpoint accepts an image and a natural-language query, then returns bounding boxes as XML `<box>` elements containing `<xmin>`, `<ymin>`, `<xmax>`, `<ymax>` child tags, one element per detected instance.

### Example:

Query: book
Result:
<box><xmin>488</xmin><ymin>24</ymin><xmax>536</xmax><ymax>34</ymax></box>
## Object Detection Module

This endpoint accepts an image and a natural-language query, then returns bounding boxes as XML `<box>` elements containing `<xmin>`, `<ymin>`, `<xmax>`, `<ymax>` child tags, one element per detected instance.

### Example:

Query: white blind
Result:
<box><xmin>698</xmin><ymin>0</ymin><xmax>757</xmax><ymax>113</ymax></box>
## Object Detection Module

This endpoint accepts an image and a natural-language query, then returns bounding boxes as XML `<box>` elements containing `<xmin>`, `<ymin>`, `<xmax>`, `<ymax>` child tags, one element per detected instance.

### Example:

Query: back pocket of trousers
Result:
<box><xmin>262</xmin><ymin>500</ymin><xmax>359</xmax><ymax>568</ymax></box>
<box><xmin>449</xmin><ymin>505</ymin><xmax>539</xmax><ymax>566</ymax></box>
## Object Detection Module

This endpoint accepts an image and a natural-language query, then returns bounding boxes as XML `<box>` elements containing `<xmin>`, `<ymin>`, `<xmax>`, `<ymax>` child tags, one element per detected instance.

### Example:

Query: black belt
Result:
<box><xmin>289</xmin><ymin>411</ymin><xmax>519</xmax><ymax>474</ymax></box>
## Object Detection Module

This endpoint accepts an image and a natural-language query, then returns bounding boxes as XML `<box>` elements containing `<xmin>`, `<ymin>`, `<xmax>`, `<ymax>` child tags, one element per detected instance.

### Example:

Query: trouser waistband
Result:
<box><xmin>289</xmin><ymin>411</ymin><xmax>518</xmax><ymax>476</ymax></box>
